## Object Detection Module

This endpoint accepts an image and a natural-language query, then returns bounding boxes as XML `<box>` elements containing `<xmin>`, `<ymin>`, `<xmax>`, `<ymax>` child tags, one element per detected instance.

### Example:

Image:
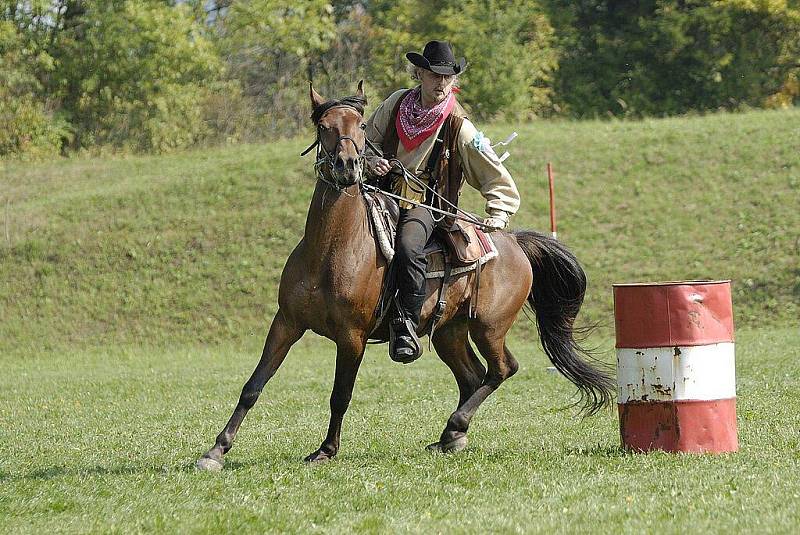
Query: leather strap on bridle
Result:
<box><xmin>300</xmin><ymin>137</ymin><xmax>319</xmax><ymax>156</ymax></box>
<box><xmin>301</xmin><ymin>103</ymin><xmax>367</xmax><ymax>192</ymax></box>
<box><xmin>302</xmin><ymin>103</ymin><xmax>366</xmax><ymax>156</ymax></box>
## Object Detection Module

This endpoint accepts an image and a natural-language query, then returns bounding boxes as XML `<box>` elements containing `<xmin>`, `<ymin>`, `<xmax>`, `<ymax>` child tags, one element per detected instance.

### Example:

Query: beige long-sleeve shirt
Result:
<box><xmin>365</xmin><ymin>88</ymin><xmax>520</xmax><ymax>216</ymax></box>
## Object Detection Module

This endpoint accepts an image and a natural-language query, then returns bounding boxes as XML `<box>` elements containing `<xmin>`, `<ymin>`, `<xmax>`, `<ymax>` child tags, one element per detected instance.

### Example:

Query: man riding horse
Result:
<box><xmin>366</xmin><ymin>40</ymin><xmax>521</xmax><ymax>364</ymax></box>
<box><xmin>196</xmin><ymin>55</ymin><xmax>613</xmax><ymax>469</ymax></box>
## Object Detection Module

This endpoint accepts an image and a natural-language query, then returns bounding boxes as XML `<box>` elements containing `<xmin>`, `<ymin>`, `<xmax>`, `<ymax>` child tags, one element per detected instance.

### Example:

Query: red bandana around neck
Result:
<box><xmin>395</xmin><ymin>87</ymin><xmax>455</xmax><ymax>152</ymax></box>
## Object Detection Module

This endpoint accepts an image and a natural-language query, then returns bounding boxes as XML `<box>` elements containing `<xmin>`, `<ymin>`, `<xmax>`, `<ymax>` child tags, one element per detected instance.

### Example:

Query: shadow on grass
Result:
<box><xmin>1</xmin><ymin>461</ymin><xmax>215</xmax><ymax>482</ymax></box>
<box><xmin>222</xmin><ymin>444</ymin><xmax>480</xmax><ymax>471</ymax></box>
<box><xmin>2</xmin><ymin>444</ymin><xmax>630</xmax><ymax>481</ymax></box>
<box><xmin>562</xmin><ymin>444</ymin><xmax>628</xmax><ymax>458</ymax></box>
<box><xmin>1</xmin><ymin>453</ymin><xmax>378</xmax><ymax>480</ymax></box>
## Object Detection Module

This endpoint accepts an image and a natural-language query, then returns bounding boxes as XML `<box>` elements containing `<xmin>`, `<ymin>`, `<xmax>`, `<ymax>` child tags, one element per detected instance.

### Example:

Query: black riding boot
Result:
<box><xmin>390</xmin><ymin>290</ymin><xmax>426</xmax><ymax>364</ymax></box>
<box><xmin>390</xmin><ymin>206</ymin><xmax>435</xmax><ymax>364</ymax></box>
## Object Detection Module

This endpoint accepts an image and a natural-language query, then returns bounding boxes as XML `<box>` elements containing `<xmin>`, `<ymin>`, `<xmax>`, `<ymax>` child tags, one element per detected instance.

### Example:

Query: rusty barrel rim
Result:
<box><xmin>613</xmin><ymin>279</ymin><xmax>731</xmax><ymax>288</ymax></box>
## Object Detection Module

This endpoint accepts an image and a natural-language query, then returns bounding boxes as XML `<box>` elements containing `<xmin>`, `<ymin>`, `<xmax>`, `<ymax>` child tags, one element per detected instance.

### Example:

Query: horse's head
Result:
<box><xmin>308</xmin><ymin>81</ymin><xmax>368</xmax><ymax>188</ymax></box>
<box><xmin>309</xmin><ymin>82</ymin><xmax>368</xmax><ymax>186</ymax></box>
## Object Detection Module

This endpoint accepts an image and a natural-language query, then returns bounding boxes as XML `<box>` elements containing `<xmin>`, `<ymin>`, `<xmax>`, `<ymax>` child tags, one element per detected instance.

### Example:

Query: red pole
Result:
<box><xmin>547</xmin><ymin>162</ymin><xmax>557</xmax><ymax>239</ymax></box>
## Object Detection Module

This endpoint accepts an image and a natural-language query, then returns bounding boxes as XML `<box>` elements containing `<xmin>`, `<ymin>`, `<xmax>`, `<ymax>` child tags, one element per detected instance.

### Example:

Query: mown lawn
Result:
<box><xmin>1</xmin><ymin>328</ymin><xmax>798</xmax><ymax>533</ymax></box>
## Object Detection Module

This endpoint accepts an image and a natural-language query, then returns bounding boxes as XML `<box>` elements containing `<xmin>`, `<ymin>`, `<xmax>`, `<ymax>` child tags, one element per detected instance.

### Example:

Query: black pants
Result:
<box><xmin>395</xmin><ymin>206</ymin><xmax>436</xmax><ymax>325</ymax></box>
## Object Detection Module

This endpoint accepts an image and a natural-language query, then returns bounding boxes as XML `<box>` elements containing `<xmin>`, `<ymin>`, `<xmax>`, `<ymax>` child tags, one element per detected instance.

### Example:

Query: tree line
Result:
<box><xmin>2</xmin><ymin>0</ymin><xmax>798</xmax><ymax>158</ymax></box>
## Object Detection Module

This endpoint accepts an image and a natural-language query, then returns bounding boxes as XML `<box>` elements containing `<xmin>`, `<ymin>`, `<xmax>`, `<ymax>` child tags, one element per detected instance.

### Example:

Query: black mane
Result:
<box><xmin>310</xmin><ymin>95</ymin><xmax>367</xmax><ymax>124</ymax></box>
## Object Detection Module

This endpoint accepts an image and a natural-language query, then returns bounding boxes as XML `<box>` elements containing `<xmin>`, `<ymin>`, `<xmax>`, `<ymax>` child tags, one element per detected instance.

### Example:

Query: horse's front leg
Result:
<box><xmin>304</xmin><ymin>331</ymin><xmax>366</xmax><ymax>463</ymax></box>
<box><xmin>197</xmin><ymin>309</ymin><xmax>304</xmax><ymax>471</ymax></box>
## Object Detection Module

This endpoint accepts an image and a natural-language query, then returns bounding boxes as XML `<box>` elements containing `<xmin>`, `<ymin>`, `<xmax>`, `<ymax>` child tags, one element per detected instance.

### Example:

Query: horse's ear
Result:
<box><xmin>355</xmin><ymin>80</ymin><xmax>364</xmax><ymax>100</ymax></box>
<box><xmin>309</xmin><ymin>82</ymin><xmax>326</xmax><ymax>110</ymax></box>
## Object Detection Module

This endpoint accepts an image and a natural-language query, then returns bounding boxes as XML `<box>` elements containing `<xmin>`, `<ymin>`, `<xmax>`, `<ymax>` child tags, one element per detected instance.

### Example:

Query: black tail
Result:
<box><xmin>513</xmin><ymin>230</ymin><xmax>615</xmax><ymax>415</ymax></box>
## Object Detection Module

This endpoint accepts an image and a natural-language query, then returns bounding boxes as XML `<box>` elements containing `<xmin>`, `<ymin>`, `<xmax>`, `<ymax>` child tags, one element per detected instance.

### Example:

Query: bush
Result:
<box><xmin>54</xmin><ymin>1</ymin><xmax>222</xmax><ymax>153</ymax></box>
<box><xmin>3</xmin><ymin>1</ymin><xmax>798</xmax><ymax>153</ymax></box>
<box><xmin>211</xmin><ymin>0</ymin><xmax>337</xmax><ymax>138</ymax></box>
<box><xmin>0</xmin><ymin>98</ymin><xmax>69</xmax><ymax>159</ymax></box>
<box><xmin>0</xmin><ymin>20</ymin><xmax>68</xmax><ymax>158</ymax></box>
<box><xmin>441</xmin><ymin>0</ymin><xmax>558</xmax><ymax>119</ymax></box>
<box><xmin>550</xmin><ymin>0</ymin><xmax>800</xmax><ymax>117</ymax></box>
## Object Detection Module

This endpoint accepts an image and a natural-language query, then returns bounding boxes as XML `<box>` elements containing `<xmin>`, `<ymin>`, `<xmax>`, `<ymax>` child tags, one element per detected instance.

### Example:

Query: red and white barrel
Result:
<box><xmin>613</xmin><ymin>281</ymin><xmax>738</xmax><ymax>453</ymax></box>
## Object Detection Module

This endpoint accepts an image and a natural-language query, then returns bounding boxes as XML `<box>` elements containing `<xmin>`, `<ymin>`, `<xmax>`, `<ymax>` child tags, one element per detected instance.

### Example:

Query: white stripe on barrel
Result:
<box><xmin>617</xmin><ymin>343</ymin><xmax>736</xmax><ymax>402</ymax></box>
<box><xmin>613</xmin><ymin>281</ymin><xmax>738</xmax><ymax>453</ymax></box>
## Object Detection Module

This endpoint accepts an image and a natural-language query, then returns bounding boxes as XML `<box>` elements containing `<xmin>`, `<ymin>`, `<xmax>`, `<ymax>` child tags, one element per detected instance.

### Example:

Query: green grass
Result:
<box><xmin>1</xmin><ymin>108</ymin><xmax>799</xmax><ymax>532</ymax></box>
<box><xmin>1</xmin><ymin>329</ymin><xmax>799</xmax><ymax>533</ymax></box>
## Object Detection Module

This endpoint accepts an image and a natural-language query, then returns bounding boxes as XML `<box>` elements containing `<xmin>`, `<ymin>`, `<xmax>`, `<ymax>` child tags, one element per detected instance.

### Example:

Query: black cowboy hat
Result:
<box><xmin>406</xmin><ymin>40</ymin><xmax>467</xmax><ymax>76</ymax></box>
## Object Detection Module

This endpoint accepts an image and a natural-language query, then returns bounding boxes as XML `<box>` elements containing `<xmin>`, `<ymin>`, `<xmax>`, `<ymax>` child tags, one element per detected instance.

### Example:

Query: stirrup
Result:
<box><xmin>389</xmin><ymin>316</ymin><xmax>423</xmax><ymax>364</ymax></box>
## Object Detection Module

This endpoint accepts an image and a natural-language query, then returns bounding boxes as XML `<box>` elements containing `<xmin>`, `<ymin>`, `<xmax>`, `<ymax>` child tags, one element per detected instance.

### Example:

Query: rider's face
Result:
<box><xmin>419</xmin><ymin>69</ymin><xmax>455</xmax><ymax>107</ymax></box>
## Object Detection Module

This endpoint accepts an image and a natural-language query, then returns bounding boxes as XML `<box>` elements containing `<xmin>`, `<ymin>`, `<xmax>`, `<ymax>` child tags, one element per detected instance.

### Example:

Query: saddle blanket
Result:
<box><xmin>366</xmin><ymin>192</ymin><xmax>498</xmax><ymax>279</ymax></box>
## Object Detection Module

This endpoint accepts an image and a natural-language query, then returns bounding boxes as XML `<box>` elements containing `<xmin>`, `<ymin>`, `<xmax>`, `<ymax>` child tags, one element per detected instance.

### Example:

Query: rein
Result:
<box><xmin>362</xmin><ymin>138</ymin><xmax>489</xmax><ymax>230</ymax></box>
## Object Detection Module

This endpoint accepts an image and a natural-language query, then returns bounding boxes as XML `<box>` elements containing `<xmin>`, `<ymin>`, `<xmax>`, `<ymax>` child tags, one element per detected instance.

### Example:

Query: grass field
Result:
<box><xmin>1</xmin><ymin>329</ymin><xmax>799</xmax><ymax>533</ymax></box>
<box><xmin>1</xmin><ymin>107</ymin><xmax>799</xmax><ymax>532</ymax></box>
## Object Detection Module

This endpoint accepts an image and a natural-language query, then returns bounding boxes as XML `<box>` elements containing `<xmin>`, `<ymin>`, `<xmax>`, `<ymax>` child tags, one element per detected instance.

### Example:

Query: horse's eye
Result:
<box><xmin>360</xmin><ymin>123</ymin><xmax>367</xmax><ymax>130</ymax></box>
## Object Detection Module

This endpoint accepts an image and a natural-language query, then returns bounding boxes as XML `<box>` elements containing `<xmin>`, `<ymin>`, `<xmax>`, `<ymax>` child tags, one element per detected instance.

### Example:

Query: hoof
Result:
<box><xmin>196</xmin><ymin>456</ymin><xmax>224</xmax><ymax>472</ymax></box>
<box><xmin>426</xmin><ymin>435</ymin><xmax>468</xmax><ymax>454</ymax></box>
<box><xmin>304</xmin><ymin>449</ymin><xmax>334</xmax><ymax>464</ymax></box>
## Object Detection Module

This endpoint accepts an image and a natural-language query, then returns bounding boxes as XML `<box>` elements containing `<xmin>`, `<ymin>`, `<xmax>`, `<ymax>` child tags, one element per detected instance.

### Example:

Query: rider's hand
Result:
<box><xmin>370</xmin><ymin>158</ymin><xmax>392</xmax><ymax>176</ymax></box>
<box><xmin>482</xmin><ymin>209</ymin><xmax>509</xmax><ymax>232</ymax></box>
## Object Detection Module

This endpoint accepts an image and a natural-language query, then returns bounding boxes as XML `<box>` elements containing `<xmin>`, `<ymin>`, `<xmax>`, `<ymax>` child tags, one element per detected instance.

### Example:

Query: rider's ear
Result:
<box><xmin>356</xmin><ymin>80</ymin><xmax>365</xmax><ymax>102</ymax></box>
<box><xmin>309</xmin><ymin>82</ymin><xmax>326</xmax><ymax>110</ymax></box>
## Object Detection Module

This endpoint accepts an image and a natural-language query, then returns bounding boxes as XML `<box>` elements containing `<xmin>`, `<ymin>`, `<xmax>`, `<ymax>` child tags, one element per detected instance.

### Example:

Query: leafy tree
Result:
<box><xmin>362</xmin><ymin>0</ymin><xmax>442</xmax><ymax>98</ymax></box>
<box><xmin>548</xmin><ymin>0</ymin><xmax>800</xmax><ymax>117</ymax></box>
<box><xmin>3</xmin><ymin>0</ymin><xmax>798</xmax><ymax>154</ymax></box>
<box><xmin>311</xmin><ymin>3</ymin><xmax>375</xmax><ymax>101</ymax></box>
<box><xmin>0</xmin><ymin>15</ymin><xmax>67</xmax><ymax>158</ymax></box>
<box><xmin>54</xmin><ymin>0</ymin><xmax>222</xmax><ymax>152</ymax></box>
<box><xmin>212</xmin><ymin>0</ymin><xmax>337</xmax><ymax>138</ymax></box>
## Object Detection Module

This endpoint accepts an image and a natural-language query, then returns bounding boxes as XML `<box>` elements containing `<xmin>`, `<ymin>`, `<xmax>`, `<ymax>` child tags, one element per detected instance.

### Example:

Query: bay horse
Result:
<box><xmin>197</xmin><ymin>82</ymin><xmax>614</xmax><ymax>470</ymax></box>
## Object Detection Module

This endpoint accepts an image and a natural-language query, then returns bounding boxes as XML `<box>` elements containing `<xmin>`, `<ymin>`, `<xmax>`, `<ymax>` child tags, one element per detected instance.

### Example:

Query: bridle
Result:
<box><xmin>301</xmin><ymin>104</ymin><xmax>367</xmax><ymax>193</ymax></box>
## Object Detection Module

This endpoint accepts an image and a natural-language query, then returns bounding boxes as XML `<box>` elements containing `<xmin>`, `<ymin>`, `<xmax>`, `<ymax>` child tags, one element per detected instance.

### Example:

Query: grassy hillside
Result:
<box><xmin>1</xmin><ymin>108</ymin><xmax>798</xmax><ymax>353</ymax></box>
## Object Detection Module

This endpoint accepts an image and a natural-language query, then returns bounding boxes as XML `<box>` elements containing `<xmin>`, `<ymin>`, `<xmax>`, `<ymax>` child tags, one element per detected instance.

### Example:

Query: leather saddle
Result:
<box><xmin>366</xmin><ymin>191</ymin><xmax>496</xmax><ymax>273</ymax></box>
<box><xmin>364</xmin><ymin>190</ymin><xmax>497</xmax><ymax>343</ymax></box>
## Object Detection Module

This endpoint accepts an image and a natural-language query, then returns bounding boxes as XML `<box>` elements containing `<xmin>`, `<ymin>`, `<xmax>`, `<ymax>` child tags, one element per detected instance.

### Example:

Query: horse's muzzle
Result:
<box><xmin>332</xmin><ymin>155</ymin><xmax>363</xmax><ymax>186</ymax></box>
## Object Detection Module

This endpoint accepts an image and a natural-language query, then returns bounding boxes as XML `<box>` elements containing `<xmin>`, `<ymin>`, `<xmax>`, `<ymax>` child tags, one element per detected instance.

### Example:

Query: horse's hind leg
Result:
<box><xmin>434</xmin><ymin>327</ymin><xmax>519</xmax><ymax>453</ymax></box>
<box><xmin>197</xmin><ymin>309</ymin><xmax>304</xmax><ymax>471</ymax></box>
<box><xmin>432</xmin><ymin>320</ymin><xmax>486</xmax><ymax>410</ymax></box>
<box><xmin>426</xmin><ymin>320</ymin><xmax>486</xmax><ymax>452</ymax></box>
<box><xmin>304</xmin><ymin>330</ymin><xmax>366</xmax><ymax>463</ymax></box>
